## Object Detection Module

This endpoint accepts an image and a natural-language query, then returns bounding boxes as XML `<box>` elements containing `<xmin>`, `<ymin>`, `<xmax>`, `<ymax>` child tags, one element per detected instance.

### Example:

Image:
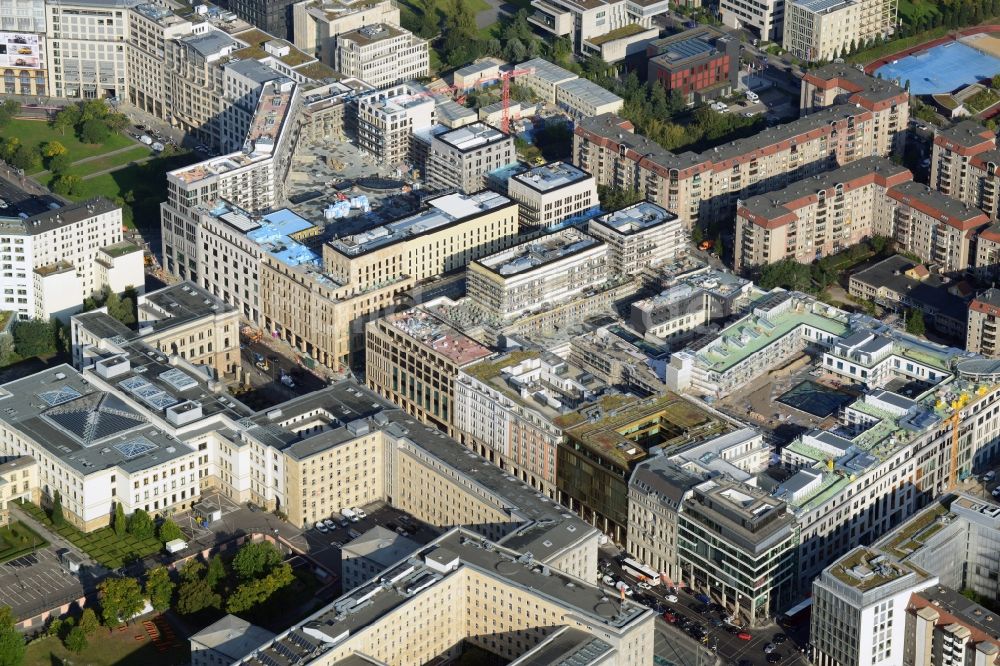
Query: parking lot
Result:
<box><xmin>603</xmin><ymin>556</ymin><xmax>810</xmax><ymax>666</ymax></box>
<box><xmin>234</xmin><ymin>339</ymin><xmax>331</xmax><ymax>410</ymax></box>
<box><xmin>0</xmin><ymin>547</ymin><xmax>94</xmax><ymax>620</ymax></box>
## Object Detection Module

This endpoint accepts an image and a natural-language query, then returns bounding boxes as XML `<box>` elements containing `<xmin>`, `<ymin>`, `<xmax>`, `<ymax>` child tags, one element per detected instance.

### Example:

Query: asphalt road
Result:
<box><xmin>604</xmin><ymin>558</ymin><xmax>810</xmax><ymax>666</ymax></box>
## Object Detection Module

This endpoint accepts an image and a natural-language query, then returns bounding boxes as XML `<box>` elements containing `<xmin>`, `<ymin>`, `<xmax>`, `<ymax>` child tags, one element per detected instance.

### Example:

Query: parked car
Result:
<box><xmin>314</xmin><ymin>523</ymin><xmax>328</xmax><ymax>533</ymax></box>
<box><xmin>637</xmin><ymin>581</ymin><xmax>651</xmax><ymax>590</ymax></box>
<box><xmin>746</xmin><ymin>91</ymin><xmax>759</xmax><ymax>102</ymax></box>
<box><xmin>984</xmin><ymin>470</ymin><xmax>996</xmax><ymax>482</ymax></box>
<box><xmin>664</xmin><ymin>594</ymin><xmax>678</xmax><ymax>603</ymax></box>
<box><xmin>695</xmin><ymin>593</ymin><xmax>711</xmax><ymax>604</ymax></box>
<box><xmin>355</xmin><ymin>507</ymin><xmax>368</xmax><ymax>519</ymax></box>
<box><xmin>767</xmin><ymin>653</ymin><xmax>781</xmax><ymax>663</ymax></box>
<box><xmin>738</xmin><ymin>631</ymin><xmax>752</xmax><ymax>640</ymax></box>
<box><xmin>602</xmin><ymin>575</ymin><xmax>615</xmax><ymax>586</ymax></box>
<box><xmin>773</xmin><ymin>633</ymin><xmax>788</xmax><ymax>644</ymax></box>
<box><xmin>763</xmin><ymin>643</ymin><xmax>776</xmax><ymax>654</ymax></box>
<box><xmin>322</xmin><ymin>518</ymin><xmax>337</xmax><ymax>529</ymax></box>
<box><xmin>662</xmin><ymin>612</ymin><xmax>677</xmax><ymax>623</ymax></box>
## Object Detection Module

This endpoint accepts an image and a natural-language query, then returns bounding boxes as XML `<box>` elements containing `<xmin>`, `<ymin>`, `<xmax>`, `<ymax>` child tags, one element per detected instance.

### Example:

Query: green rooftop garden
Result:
<box><xmin>585</xmin><ymin>24</ymin><xmax>649</xmax><ymax>46</ymax></box>
<box><xmin>883</xmin><ymin>502</ymin><xmax>950</xmax><ymax>558</ymax></box>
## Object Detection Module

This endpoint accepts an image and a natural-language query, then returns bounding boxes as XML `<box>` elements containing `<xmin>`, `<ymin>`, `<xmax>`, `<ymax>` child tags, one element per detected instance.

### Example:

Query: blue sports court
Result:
<box><xmin>875</xmin><ymin>41</ymin><xmax>1000</xmax><ymax>95</ymax></box>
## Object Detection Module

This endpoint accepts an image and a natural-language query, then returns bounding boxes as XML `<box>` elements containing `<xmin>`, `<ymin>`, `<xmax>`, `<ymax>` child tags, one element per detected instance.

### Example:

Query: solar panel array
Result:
<box><xmin>38</xmin><ymin>386</ymin><xmax>82</xmax><ymax>407</ymax></box>
<box><xmin>114</xmin><ymin>436</ymin><xmax>158</xmax><ymax>460</ymax></box>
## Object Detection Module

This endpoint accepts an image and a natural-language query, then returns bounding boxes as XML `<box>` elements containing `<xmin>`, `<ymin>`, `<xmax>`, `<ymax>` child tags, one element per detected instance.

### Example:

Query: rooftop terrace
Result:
<box><xmin>511</xmin><ymin>161</ymin><xmax>591</xmax><ymax>193</ymax></box>
<box><xmin>384</xmin><ymin>309</ymin><xmax>493</xmax><ymax>367</ymax></box>
<box><xmin>329</xmin><ymin>191</ymin><xmax>513</xmax><ymax>257</ymax></box>
<box><xmin>476</xmin><ymin>228</ymin><xmax>602</xmax><ymax>277</ymax></box>
<box><xmin>592</xmin><ymin>201</ymin><xmax>677</xmax><ymax>235</ymax></box>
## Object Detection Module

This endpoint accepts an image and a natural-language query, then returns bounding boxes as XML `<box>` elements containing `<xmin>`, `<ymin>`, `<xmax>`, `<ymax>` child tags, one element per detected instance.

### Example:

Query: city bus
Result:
<box><xmin>622</xmin><ymin>558</ymin><xmax>660</xmax><ymax>585</ymax></box>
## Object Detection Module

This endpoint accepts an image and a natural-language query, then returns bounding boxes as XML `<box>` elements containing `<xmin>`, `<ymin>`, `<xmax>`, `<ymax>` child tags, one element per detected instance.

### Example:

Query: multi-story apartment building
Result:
<box><xmin>334</xmin><ymin>23</ymin><xmax>428</xmax><ymax>88</ymax></box>
<box><xmin>126</xmin><ymin>3</ymin><xmax>192</xmax><ymax>117</ymax></box>
<box><xmin>0</xmin><ymin>0</ymin><xmax>48</xmax><ymax>95</ymax></box>
<box><xmin>627</xmin><ymin>454</ymin><xmax>699</xmax><ymax>584</ymax></box>
<box><xmin>355</xmin><ymin>84</ymin><xmax>436</xmax><ymax>167</ymax></box>
<box><xmin>262</xmin><ymin>191</ymin><xmax>518</xmax><ymax>369</ymax></box>
<box><xmin>526</xmin><ymin>0</ymin><xmax>667</xmax><ymax>53</ymax></box>
<box><xmin>425</xmin><ymin>122</ymin><xmax>514</xmax><ymax>194</ymax></box>
<box><xmin>575</xmin><ymin>89</ymin><xmax>905</xmax><ymax>230</ymax></box>
<box><xmin>467</xmin><ymin>228</ymin><xmax>608</xmax><ymax>325</ymax></box>
<box><xmin>588</xmin><ymin>201</ymin><xmax>684</xmax><ymax>275</ymax></box>
<box><xmin>630</xmin><ymin>269</ymin><xmax>752</xmax><ymax>340</ymax></box>
<box><xmin>234</xmin><ymin>529</ymin><xmax>652</xmax><ymax>666</ymax></box>
<box><xmin>506</xmin><ymin>162</ymin><xmax>598</xmax><ymax>234</ymax></box>
<box><xmin>967</xmin><ymin>289</ymin><xmax>1000</xmax><ymax>358</ymax></box>
<box><xmin>291</xmin><ymin>0</ymin><xmax>400</xmax><ymax>63</ymax></box>
<box><xmin>365</xmin><ymin>307</ymin><xmax>493</xmax><ymax>434</ymax></box>
<box><xmin>889</xmin><ymin>181</ymin><xmax>989</xmax><ymax>274</ymax></box>
<box><xmin>719</xmin><ymin>0</ymin><xmax>784</xmax><ymax>41</ymax></box>
<box><xmin>930</xmin><ymin>120</ymin><xmax>1000</xmax><ymax>222</ymax></box>
<box><xmin>46</xmin><ymin>0</ymin><xmax>136</xmax><ymax>99</ymax></box>
<box><xmin>678</xmin><ymin>478</ymin><xmax>797</xmax><ymax>627</ymax></box>
<box><xmin>453</xmin><ymin>349</ymin><xmax>622</xmax><ymax>498</ymax></box>
<box><xmin>975</xmin><ymin>223</ymin><xmax>1000</xmax><ymax>283</ymax></box>
<box><xmin>517</xmin><ymin>57</ymin><xmax>579</xmax><ymax>103</ymax></box>
<box><xmin>783</xmin><ymin>0</ymin><xmax>897</xmax><ymax>62</ymax></box>
<box><xmin>0</xmin><ymin>198</ymin><xmax>142</xmax><ymax>322</ymax></box>
<box><xmin>71</xmin><ymin>281</ymin><xmax>241</xmax><ymax>379</ymax></box>
<box><xmin>164</xmin><ymin>30</ymin><xmax>239</xmax><ymax>149</ymax></box>
<box><xmin>227</xmin><ymin>0</ymin><xmax>297</xmax><ymax>40</ymax></box>
<box><xmin>646</xmin><ymin>26</ymin><xmax>739</xmax><ymax>103</ymax></box>
<box><xmin>734</xmin><ymin>157</ymin><xmax>909</xmax><ymax>270</ymax></box>
<box><xmin>813</xmin><ymin>494</ymin><xmax>1000</xmax><ymax>666</ymax></box>
<box><xmin>161</xmin><ymin>78</ymin><xmax>300</xmax><ymax>282</ymax></box>
<box><xmin>812</xmin><ymin>548</ymin><xmax>933</xmax><ymax>666</ymax></box>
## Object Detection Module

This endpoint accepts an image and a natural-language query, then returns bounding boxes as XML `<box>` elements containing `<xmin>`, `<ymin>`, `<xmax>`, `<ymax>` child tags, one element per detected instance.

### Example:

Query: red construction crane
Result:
<box><xmin>500</xmin><ymin>68</ymin><xmax>535</xmax><ymax>134</ymax></box>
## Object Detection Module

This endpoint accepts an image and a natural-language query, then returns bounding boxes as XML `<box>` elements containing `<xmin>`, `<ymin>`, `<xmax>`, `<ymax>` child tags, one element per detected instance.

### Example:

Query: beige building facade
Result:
<box><xmin>783</xmin><ymin>0</ymin><xmax>897</xmax><ymax>62</ymax></box>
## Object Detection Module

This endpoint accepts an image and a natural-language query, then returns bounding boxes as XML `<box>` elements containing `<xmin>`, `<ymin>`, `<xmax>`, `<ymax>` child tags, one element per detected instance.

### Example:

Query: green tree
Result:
<box><xmin>52</xmin><ymin>106</ymin><xmax>79</xmax><ymax>136</ymax></box>
<box><xmin>46</xmin><ymin>617</ymin><xmax>63</xmax><ymax>639</ymax></box>
<box><xmin>0</xmin><ymin>336</ymin><xmax>15</xmax><ymax>367</ymax></box>
<box><xmin>50</xmin><ymin>490</ymin><xmax>64</xmax><ymax>527</ymax></box>
<box><xmin>78</xmin><ymin>608</ymin><xmax>100</xmax><ymax>636</ymax></box>
<box><xmin>47</xmin><ymin>152</ymin><xmax>71</xmax><ymax>175</ymax></box>
<box><xmin>906</xmin><ymin>308</ymin><xmax>926</xmax><ymax>336</ymax></box>
<box><xmin>51</xmin><ymin>174</ymin><xmax>82</xmax><ymax>197</ymax></box>
<box><xmin>12</xmin><ymin>319</ymin><xmax>55</xmax><ymax>359</ymax></box>
<box><xmin>98</xmin><ymin>577</ymin><xmax>144</xmax><ymax>629</ymax></box>
<box><xmin>112</xmin><ymin>502</ymin><xmax>127</xmax><ymax>537</ymax></box>
<box><xmin>0</xmin><ymin>606</ymin><xmax>25</xmax><ymax>666</ymax></box>
<box><xmin>0</xmin><ymin>100</ymin><xmax>20</xmax><ymax>128</ymax></box>
<box><xmin>0</xmin><ymin>137</ymin><xmax>19</xmax><ymax>163</ymax></box>
<box><xmin>158</xmin><ymin>518</ymin><xmax>183</xmax><ymax>543</ymax></box>
<box><xmin>42</xmin><ymin>141</ymin><xmax>67</xmax><ymax>158</ymax></box>
<box><xmin>79</xmin><ymin>119</ymin><xmax>110</xmax><ymax>144</ymax></box>
<box><xmin>597</xmin><ymin>185</ymin><xmax>643</xmax><ymax>211</ymax></box>
<box><xmin>232</xmin><ymin>541</ymin><xmax>282</xmax><ymax>581</ymax></box>
<box><xmin>64</xmin><ymin>626</ymin><xmax>87</xmax><ymax>654</ymax></box>
<box><xmin>127</xmin><ymin>508</ymin><xmax>153</xmax><ymax>539</ymax></box>
<box><xmin>180</xmin><ymin>558</ymin><xmax>205</xmax><ymax>582</ymax></box>
<box><xmin>225</xmin><ymin>563</ymin><xmax>295</xmax><ymax>614</ymax></box>
<box><xmin>758</xmin><ymin>259</ymin><xmax>813</xmax><ymax>291</ymax></box>
<box><xmin>145</xmin><ymin>566</ymin><xmax>174</xmax><ymax>612</ymax></box>
<box><xmin>10</xmin><ymin>144</ymin><xmax>39</xmax><ymax>172</ymax></box>
<box><xmin>205</xmin><ymin>555</ymin><xmax>226</xmax><ymax>590</ymax></box>
<box><xmin>417</xmin><ymin>0</ymin><xmax>439</xmax><ymax>38</ymax></box>
<box><xmin>993</xmin><ymin>74</ymin><xmax>1000</xmax><ymax>90</ymax></box>
<box><xmin>176</xmin><ymin>578</ymin><xmax>220</xmax><ymax>616</ymax></box>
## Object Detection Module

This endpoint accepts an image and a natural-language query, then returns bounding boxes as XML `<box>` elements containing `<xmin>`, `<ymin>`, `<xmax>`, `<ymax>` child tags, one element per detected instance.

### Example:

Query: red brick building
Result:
<box><xmin>646</xmin><ymin>26</ymin><xmax>739</xmax><ymax>103</ymax></box>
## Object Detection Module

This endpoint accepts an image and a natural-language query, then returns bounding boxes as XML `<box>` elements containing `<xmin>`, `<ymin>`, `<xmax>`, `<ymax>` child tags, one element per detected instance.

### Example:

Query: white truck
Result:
<box><xmin>340</xmin><ymin>508</ymin><xmax>359</xmax><ymax>522</ymax></box>
<box><xmin>165</xmin><ymin>538</ymin><xmax>187</xmax><ymax>554</ymax></box>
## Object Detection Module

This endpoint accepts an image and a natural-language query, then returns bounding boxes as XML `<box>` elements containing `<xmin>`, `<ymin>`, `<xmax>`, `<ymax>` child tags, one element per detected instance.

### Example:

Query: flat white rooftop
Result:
<box><xmin>593</xmin><ymin>201</ymin><xmax>677</xmax><ymax>235</ymax></box>
<box><xmin>437</xmin><ymin>122</ymin><xmax>507</xmax><ymax>151</ymax></box>
<box><xmin>511</xmin><ymin>161</ymin><xmax>591</xmax><ymax>193</ymax></box>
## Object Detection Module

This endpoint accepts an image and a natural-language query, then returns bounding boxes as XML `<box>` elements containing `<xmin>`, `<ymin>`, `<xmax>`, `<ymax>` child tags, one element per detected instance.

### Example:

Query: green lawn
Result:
<box><xmin>55</xmin><ymin>152</ymin><xmax>198</xmax><ymax>232</ymax></box>
<box><xmin>59</xmin><ymin>145</ymin><xmax>153</xmax><ymax>180</ymax></box>
<box><xmin>0</xmin><ymin>119</ymin><xmax>134</xmax><ymax>172</ymax></box>
<box><xmin>24</xmin><ymin>621</ymin><xmax>189</xmax><ymax>666</ymax></box>
<box><xmin>18</xmin><ymin>501</ymin><xmax>166</xmax><ymax>569</ymax></box>
<box><xmin>848</xmin><ymin>26</ymin><xmax>950</xmax><ymax>64</ymax></box>
<box><xmin>0</xmin><ymin>521</ymin><xmax>47</xmax><ymax>563</ymax></box>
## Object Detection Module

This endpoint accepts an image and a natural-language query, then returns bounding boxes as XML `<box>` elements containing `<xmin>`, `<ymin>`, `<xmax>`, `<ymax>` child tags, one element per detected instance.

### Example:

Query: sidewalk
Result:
<box><xmin>9</xmin><ymin>503</ymin><xmax>97</xmax><ymax>568</ymax></box>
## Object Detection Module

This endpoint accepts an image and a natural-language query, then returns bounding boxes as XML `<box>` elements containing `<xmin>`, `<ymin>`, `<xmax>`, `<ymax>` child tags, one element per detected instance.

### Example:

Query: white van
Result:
<box><xmin>341</xmin><ymin>508</ymin><xmax>359</xmax><ymax>522</ymax></box>
<box><xmin>746</xmin><ymin>91</ymin><xmax>759</xmax><ymax>102</ymax></box>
